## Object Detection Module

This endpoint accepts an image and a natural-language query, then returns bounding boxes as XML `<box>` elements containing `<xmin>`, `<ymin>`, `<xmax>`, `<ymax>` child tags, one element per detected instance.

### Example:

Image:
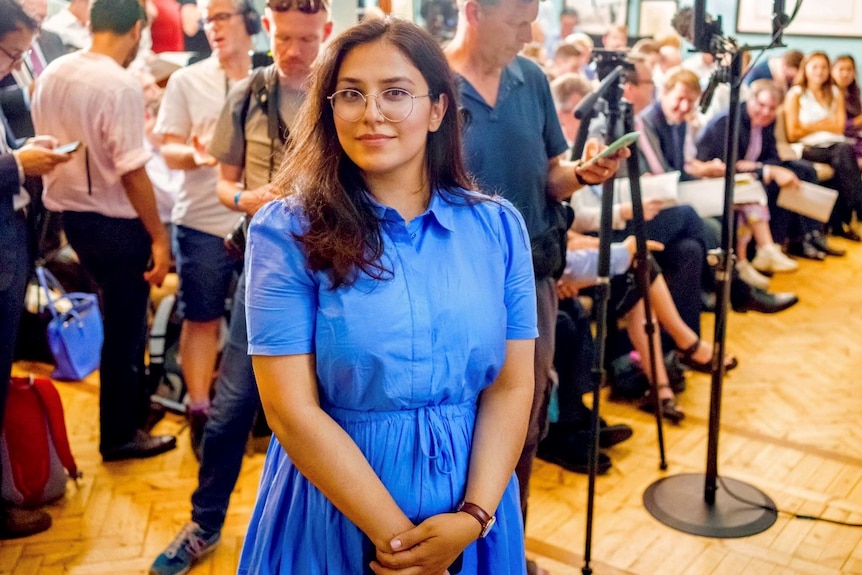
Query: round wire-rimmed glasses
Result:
<box><xmin>328</xmin><ymin>88</ymin><xmax>432</xmax><ymax>123</ymax></box>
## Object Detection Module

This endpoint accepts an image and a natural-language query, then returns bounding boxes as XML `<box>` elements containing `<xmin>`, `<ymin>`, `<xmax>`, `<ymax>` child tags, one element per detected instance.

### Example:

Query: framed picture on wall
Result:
<box><xmin>565</xmin><ymin>0</ymin><xmax>628</xmax><ymax>36</ymax></box>
<box><xmin>737</xmin><ymin>0</ymin><xmax>862</xmax><ymax>37</ymax></box>
<box><xmin>638</xmin><ymin>0</ymin><xmax>678</xmax><ymax>38</ymax></box>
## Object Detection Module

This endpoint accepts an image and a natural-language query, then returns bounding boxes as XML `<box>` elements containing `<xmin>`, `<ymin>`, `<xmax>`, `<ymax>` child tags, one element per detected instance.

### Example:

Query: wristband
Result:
<box><xmin>233</xmin><ymin>189</ymin><xmax>243</xmax><ymax>208</ymax></box>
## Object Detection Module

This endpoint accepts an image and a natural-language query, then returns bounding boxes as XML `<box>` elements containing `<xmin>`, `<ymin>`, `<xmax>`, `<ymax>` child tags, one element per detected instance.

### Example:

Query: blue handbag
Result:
<box><xmin>35</xmin><ymin>267</ymin><xmax>104</xmax><ymax>382</ymax></box>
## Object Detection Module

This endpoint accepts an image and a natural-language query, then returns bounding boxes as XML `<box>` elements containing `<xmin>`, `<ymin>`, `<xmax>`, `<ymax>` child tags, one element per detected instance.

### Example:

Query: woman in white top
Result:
<box><xmin>784</xmin><ymin>51</ymin><xmax>862</xmax><ymax>241</ymax></box>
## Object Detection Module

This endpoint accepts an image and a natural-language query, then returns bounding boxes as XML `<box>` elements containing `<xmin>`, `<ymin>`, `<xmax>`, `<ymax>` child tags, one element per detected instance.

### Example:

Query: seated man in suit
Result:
<box><xmin>637</xmin><ymin>66</ymin><xmax>799</xmax><ymax>312</ymax></box>
<box><xmin>697</xmin><ymin>79</ymin><xmax>843</xmax><ymax>278</ymax></box>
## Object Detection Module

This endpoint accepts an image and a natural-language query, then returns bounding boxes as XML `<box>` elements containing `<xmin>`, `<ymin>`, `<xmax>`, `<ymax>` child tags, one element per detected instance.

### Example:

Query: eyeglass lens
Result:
<box><xmin>329</xmin><ymin>89</ymin><xmax>422</xmax><ymax>123</ymax></box>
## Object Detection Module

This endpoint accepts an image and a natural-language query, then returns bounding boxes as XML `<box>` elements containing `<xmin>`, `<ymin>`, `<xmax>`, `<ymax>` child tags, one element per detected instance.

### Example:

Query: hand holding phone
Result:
<box><xmin>582</xmin><ymin>131</ymin><xmax>640</xmax><ymax>166</ymax></box>
<box><xmin>55</xmin><ymin>141</ymin><xmax>81</xmax><ymax>154</ymax></box>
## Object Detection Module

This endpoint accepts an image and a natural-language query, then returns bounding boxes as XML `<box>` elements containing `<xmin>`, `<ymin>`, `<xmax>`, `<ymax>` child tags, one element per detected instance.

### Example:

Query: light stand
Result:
<box><xmin>642</xmin><ymin>2</ymin><xmax>779</xmax><ymax>538</ymax></box>
<box><xmin>571</xmin><ymin>54</ymin><xmax>667</xmax><ymax>575</ymax></box>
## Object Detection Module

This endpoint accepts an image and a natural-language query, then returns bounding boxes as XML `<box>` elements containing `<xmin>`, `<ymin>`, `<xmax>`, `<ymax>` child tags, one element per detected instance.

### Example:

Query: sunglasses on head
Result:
<box><xmin>267</xmin><ymin>0</ymin><xmax>329</xmax><ymax>13</ymax></box>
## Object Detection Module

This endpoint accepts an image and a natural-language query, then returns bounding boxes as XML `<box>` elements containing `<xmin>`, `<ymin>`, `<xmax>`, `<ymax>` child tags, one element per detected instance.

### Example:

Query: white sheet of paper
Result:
<box><xmin>776</xmin><ymin>181</ymin><xmax>839</xmax><ymax>223</ymax></box>
<box><xmin>676</xmin><ymin>175</ymin><xmax>768</xmax><ymax>218</ymax></box>
<box><xmin>613</xmin><ymin>171</ymin><xmax>681</xmax><ymax>205</ymax></box>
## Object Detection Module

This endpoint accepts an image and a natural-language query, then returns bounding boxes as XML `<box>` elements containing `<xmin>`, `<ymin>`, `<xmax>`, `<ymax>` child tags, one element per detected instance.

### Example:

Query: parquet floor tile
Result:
<box><xmin>4</xmin><ymin>236</ymin><xmax>862</xmax><ymax>573</ymax></box>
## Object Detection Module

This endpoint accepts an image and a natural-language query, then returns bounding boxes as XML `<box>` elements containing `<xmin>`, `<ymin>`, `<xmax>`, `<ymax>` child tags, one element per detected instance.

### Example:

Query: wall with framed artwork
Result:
<box><xmin>637</xmin><ymin>0</ymin><xmax>678</xmax><ymax>38</ymax></box>
<box><xmin>736</xmin><ymin>0</ymin><xmax>862</xmax><ymax>38</ymax></box>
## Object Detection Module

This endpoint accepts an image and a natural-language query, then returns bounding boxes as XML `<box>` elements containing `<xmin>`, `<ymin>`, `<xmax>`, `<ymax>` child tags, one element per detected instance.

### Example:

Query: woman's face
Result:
<box><xmin>804</xmin><ymin>55</ymin><xmax>831</xmax><ymax>88</ymax></box>
<box><xmin>331</xmin><ymin>40</ymin><xmax>447</xmax><ymax>185</ymax></box>
<box><xmin>832</xmin><ymin>59</ymin><xmax>856</xmax><ymax>90</ymax></box>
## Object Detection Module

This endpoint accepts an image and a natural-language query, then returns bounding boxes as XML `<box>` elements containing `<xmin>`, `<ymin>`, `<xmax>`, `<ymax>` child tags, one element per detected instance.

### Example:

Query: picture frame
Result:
<box><xmin>638</xmin><ymin>0</ymin><xmax>678</xmax><ymax>38</ymax></box>
<box><xmin>564</xmin><ymin>0</ymin><xmax>628</xmax><ymax>36</ymax></box>
<box><xmin>736</xmin><ymin>0</ymin><xmax>862</xmax><ymax>38</ymax></box>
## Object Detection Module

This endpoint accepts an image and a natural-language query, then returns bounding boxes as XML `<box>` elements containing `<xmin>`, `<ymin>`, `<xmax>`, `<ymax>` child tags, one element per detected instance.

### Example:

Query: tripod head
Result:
<box><xmin>592</xmin><ymin>49</ymin><xmax>634</xmax><ymax>80</ymax></box>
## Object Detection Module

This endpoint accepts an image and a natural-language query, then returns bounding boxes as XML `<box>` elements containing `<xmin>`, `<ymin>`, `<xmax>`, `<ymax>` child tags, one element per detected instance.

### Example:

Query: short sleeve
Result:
<box><xmin>107</xmin><ymin>86</ymin><xmax>151</xmax><ymax>175</ymax></box>
<box><xmin>245</xmin><ymin>199</ymin><xmax>319</xmax><ymax>355</ymax></box>
<box><xmin>534</xmin><ymin>64</ymin><xmax>569</xmax><ymax>161</ymax></box>
<box><xmin>209</xmin><ymin>78</ymin><xmax>250</xmax><ymax>166</ymax></box>
<box><xmin>154</xmin><ymin>71</ymin><xmax>193</xmax><ymax>140</ymax></box>
<box><xmin>498</xmin><ymin>200</ymin><xmax>539</xmax><ymax>340</ymax></box>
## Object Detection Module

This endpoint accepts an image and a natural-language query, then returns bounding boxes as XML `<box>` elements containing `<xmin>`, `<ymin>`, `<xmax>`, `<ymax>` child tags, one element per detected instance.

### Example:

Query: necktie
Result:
<box><xmin>745</xmin><ymin>126</ymin><xmax>763</xmax><ymax>162</ymax></box>
<box><xmin>635</xmin><ymin>115</ymin><xmax>666</xmax><ymax>175</ymax></box>
<box><xmin>29</xmin><ymin>49</ymin><xmax>44</xmax><ymax>77</ymax></box>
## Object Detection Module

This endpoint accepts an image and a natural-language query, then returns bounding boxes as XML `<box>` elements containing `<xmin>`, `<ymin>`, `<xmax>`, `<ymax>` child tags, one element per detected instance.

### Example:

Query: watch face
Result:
<box><xmin>480</xmin><ymin>515</ymin><xmax>496</xmax><ymax>538</ymax></box>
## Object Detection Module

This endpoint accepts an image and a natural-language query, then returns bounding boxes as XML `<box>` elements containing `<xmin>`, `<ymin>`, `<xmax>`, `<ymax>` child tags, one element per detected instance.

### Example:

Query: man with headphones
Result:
<box><xmin>149</xmin><ymin>2</ymin><xmax>331</xmax><ymax>574</ymax></box>
<box><xmin>153</xmin><ymin>0</ymin><xmax>260</xmax><ymax>460</ymax></box>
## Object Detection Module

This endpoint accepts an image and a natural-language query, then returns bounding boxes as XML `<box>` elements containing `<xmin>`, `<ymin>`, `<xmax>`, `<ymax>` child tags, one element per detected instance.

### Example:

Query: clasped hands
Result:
<box><xmin>369</xmin><ymin>512</ymin><xmax>481</xmax><ymax>575</ymax></box>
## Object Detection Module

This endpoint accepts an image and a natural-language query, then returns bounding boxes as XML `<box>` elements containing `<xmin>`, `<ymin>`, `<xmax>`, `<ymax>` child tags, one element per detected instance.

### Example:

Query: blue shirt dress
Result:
<box><xmin>238</xmin><ymin>189</ymin><xmax>538</xmax><ymax>574</ymax></box>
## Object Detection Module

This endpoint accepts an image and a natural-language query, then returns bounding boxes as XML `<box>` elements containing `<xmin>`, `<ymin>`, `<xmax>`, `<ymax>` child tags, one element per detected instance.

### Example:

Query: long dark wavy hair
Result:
<box><xmin>834</xmin><ymin>54</ymin><xmax>861</xmax><ymax>119</ymax></box>
<box><xmin>273</xmin><ymin>18</ymin><xmax>476</xmax><ymax>289</ymax></box>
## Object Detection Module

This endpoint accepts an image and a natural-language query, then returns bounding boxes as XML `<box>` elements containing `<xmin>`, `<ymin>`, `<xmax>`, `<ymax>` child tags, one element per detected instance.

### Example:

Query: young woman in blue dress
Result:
<box><xmin>238</xmin><ymin>18</ymin><xmax>539</xmax><ymax>575</ymax></box>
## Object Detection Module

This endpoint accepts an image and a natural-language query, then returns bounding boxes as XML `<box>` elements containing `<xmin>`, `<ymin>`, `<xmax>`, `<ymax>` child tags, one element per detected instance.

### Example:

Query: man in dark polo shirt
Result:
<box><xmin>445</xmin><ymin>2</ymin><xmax>628</xmax><ymax>573</ymax></box>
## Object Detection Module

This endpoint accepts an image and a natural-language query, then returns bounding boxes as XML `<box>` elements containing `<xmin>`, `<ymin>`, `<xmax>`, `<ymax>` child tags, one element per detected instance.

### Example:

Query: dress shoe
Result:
<box><xmin>536</xmin><ymin>442</ymin><xmax>612</xmax><ymax>475</ymax></box>
<box><xmin>831</xmin><ymin>224</ymin><xmax>862</xmax><ymax>242</ymax></box>
<box><xmin>733</xmin><ymin>287</ymin><xmax>798</xmax><ymax>314</ymax></box>
<box><xmin>547</xmin><ymin>420</ymin><xmax>633</xmax><ymax>450</ymax></box>
<box><xmin>787</xmin><ymin>239</ymin><xmax>826</xmax><ymax>261</ymax></box>
<box><xmin>809</xmin><ymin>231</ymin><xmax>846</xmax><ymax>257</ymax></box>
<box><xmin>0</xmin><ymin>507</ymin><xmax>52</xmax><ymax>539</ymax></box>
<box><xmin>537</xmin><ymin>425</ymin><xmax>612</xmax><ymax>474</ymax></box>
<box><xmin>102</xmin><ymin>430</ymin><xmax>177</xmax><ymax>462</ymax></box>
<box><xmin>597</xmin><ymin>423</ymin><xmax>633</xmax><ymax>449</ymax></box>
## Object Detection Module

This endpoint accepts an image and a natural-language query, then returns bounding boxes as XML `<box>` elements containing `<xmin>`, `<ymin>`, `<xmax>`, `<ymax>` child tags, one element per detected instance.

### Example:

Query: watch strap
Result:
<box><xmin>457</xmin><ymin>501</ymin><xmax>494</xmax><ymax>537</ymax></box>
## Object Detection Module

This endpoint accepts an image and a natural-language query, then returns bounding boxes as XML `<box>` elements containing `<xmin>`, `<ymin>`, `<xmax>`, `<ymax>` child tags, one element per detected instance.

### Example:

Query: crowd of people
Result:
<box><xmin>1</xmin><ymin>0</ymin><xmax>861</xmax><ymax>574</ymax></box>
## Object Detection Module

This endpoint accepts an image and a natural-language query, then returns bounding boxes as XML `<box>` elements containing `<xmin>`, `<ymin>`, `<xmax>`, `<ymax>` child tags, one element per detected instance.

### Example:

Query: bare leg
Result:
<box><xmin>648</xmin><ymin>274</ymin><xmax>735</xmax><ymax>366</ymax></box>
<box><xmin>178</xmin><ymin>318</ymin><xmax>221</xmax><ymax>408</ymax></box>
<box><xmin>625</xmin><ymin>300</ymin><xmax>673</xmax><ymax>401</ymax></box>
<box><xmin>751</xmin><ymin>219</ymin><xmax>775</xmax><ymax>248</ymax></box>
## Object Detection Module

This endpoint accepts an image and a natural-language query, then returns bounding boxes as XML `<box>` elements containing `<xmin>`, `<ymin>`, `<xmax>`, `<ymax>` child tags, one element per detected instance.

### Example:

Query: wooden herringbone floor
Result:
<box><xmin>4</xmin><ymin>235</ymin><xmax>862</xmax><ymax>574</ymax></box>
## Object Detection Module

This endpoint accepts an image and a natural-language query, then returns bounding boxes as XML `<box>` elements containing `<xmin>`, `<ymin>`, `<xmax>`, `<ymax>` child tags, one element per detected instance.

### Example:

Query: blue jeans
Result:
<box><xmin>191</xmin><ymin>273</ymin><xmax>260</xmax><ymax>533</ymax></box>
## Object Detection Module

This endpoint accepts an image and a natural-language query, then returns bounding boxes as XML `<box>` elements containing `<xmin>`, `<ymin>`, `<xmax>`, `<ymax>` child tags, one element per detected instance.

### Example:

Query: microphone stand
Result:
<box><xmin>642</xmin><ymin>29</ymin><xmax>778</xmax><ymax>538</ymax></box>
<box><xmin>570</xmin><ymin>58</ymin><xmax>666</xmax><ymax>575</ymax></box>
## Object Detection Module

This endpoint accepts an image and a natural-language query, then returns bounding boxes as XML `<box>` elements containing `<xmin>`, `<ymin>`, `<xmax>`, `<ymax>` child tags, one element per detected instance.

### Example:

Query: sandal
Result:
<box><xmin>678</xmin><ymin>340</ymin><xmax>738</xmax><ymax>374</ymax></box>
<box><xmin>638</xmin><ymin>385</ymin><xmax>686</xmax><ymax>424</ymax></box>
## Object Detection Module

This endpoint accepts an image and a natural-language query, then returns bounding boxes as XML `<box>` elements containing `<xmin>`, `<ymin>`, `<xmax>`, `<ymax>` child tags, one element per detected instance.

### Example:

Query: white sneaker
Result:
<box><xmin>752</xmin><ymin>243</ymin><xmax>798</xmax><ymax>273</ymax></box>
<box><xmin>736</xmin><ymin>260</ymin><xmax>771</xmax><ymax>290</ymax></box>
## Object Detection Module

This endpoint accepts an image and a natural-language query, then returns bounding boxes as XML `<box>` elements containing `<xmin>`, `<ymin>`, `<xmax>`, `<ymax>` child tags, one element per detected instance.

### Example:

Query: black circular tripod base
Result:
<box><xmin>643</xmin><ymin>473</ymin><xmax>777</xmax><ymax>538</ymax></box>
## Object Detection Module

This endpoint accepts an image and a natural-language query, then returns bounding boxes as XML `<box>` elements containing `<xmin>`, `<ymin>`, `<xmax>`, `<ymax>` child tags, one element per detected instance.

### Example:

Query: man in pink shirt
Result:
<box><xmin>32</xmin><ymin>0</ymin><xmax>176</xmax><ymax>462</ymax></box>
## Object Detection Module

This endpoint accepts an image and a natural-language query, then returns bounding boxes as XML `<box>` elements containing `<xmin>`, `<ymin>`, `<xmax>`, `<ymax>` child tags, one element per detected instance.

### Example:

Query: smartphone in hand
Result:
<box><xmin>55</xmin><ymin>141</ymin><xmax>81</xmax><ymax>154</ymax></box>
<box><xmin>583</xmin><ymin>131</ymin><xmax>639</xmax><ymax>166</ymax></box>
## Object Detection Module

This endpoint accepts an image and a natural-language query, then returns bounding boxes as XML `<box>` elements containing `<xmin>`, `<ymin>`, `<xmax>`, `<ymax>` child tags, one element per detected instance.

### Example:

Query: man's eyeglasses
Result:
<box><xmin>0</xmin><ymin>45</ymin><xmax>31</xmax><ymax>65</ymax></box>
<box><xmin>267</xmin><ymin>0</ymin><xmax>329</xmax><ymax>13</ymax></box>
<box><xmin>203</xmin><ymin>11</ymin><xmax>241</xmax><ymax>27</ymax></box>
<box><xmin>328</xmin><ymin>88</ymin><xmax>431</xmax><ymax>123</ymax></box>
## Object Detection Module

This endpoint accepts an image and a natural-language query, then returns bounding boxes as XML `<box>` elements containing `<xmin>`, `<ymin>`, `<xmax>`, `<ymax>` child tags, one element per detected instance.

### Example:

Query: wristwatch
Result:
<box><xmin>457</xmin><ymin>501</ymin><xmax>496</xmax><ymax>538</ymax></box>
